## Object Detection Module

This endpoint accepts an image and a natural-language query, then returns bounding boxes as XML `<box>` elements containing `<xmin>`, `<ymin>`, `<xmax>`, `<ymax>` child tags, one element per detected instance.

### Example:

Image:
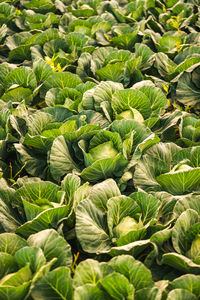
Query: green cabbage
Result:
<box><xmin>186</xmin><ymin>234</ymin><xmax>200</xmax><ymax>264</ymax></box>
<box><xmin>113</xmin><ymin>216</ymin><xmax>141</xmax><ymax>238</ymax></box>
<box><xmin>89</xmin><ymin>141</ymin><xmax>118</xmax><ymax>161</ymax></box>
<box><xmin>119</xmin><ymin>109</ymin><xmax>144</xmax><ymax>123</ymax></box>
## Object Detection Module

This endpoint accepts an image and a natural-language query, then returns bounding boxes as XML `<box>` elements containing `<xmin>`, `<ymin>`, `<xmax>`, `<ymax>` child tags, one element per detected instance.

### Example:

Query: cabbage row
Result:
<box><xmin>1</xmin><ymin>0</ymin><xmax>200</xmax><ymax>299</ymax></box>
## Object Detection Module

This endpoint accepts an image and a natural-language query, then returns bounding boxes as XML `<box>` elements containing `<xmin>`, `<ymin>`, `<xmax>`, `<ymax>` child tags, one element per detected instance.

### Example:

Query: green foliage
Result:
<box><xmin>0</xmin><ymin>0</ymin><xmax>200</xmax><ymax>298</ymax></box>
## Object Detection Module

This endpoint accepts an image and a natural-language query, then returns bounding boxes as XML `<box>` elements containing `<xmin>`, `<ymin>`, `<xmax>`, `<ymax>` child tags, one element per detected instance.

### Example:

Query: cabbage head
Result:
<box><xmin>118</xmin><ymin>108</ymin><xmax>144</xmax><ymax>123</ymax></box>
<box><xmin>186</xmin><ymin>234</ymin><xmax>200</xmax><ymax>264</ymax></box>
<box><xmin>113</xmin><ymin>216</ymin><xmax>142</xmax><ymax>238</ymax></box>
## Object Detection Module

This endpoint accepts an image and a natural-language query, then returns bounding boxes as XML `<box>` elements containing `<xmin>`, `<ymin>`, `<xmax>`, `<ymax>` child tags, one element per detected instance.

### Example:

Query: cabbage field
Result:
<box><xmin>1</xmin><ymin>0</ymin><xmax>200</xmax><ymax>299</ymax></box>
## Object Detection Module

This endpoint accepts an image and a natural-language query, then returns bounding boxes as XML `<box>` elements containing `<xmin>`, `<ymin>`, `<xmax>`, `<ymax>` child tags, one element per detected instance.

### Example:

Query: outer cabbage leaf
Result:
<box><xmin>50</xmin><ymin>135</ymin><xmax>79</xmax><ymax>181</ymax></box>
<box><xmin>162</xmin><ymin>253</ymin><xmax>200</xmax><ymax>274</ymax></box>
<box><xmin>176</xmin><ymin>67</ymin><xmax>200</xmax><ymax>110</ymax></box>
<box><xmin>0</xmin><ymin>233</ymin><xmax>27</xmax><ymax>255</ymax></box>
<box><xmin>166</xmin><ymin>289</ymin><xmax>197</xmax><ymax>300</ymax></box>
<box><xmin>109</xmin><ymin>255</ymin><xmax>153</xmax><ymax>290</ymax></box>
<box><xmin>100</xmin><ymin>272</ymin><xmax>135</xmax><ymax>300</ymax></box>
<box><xmin>156</xmin><ymin>168</ymin><xmax>200</xmax><ymax>195</ymax></box>
<box><xmin>133</xmin><ymin>143</ymin><xmax>182</xmax><ymax>193</ymax></box>
<box><xmin>41</xmin><ymin>72</ymin><xmax>82</xmax><ymax>97</ymax></box>
<box><xmin>80</xmin><ymin>154</ymin><xmax>128</xmax><ymax>183</ymax></box>
<box><xmin>28</xmin><ymin>229</ymin><xmax>72</xmax><ymax>268</ymax></box>
<box><xmin>16</xmin><ymin>206</ymin><xmax>69</xmax><ymax>238</ymax></box>
<box><xmin>31</xmin><ymin>267</ymin><xmax>73</xmax><ymax>300</ymax></box>
<box><xmin>75</xmin><ymin>199</ymin><xmax>111</xmax><ymax>254</ymax></box>
<box><xmin>87</xmin><ymin>179</ymin><xmax>121</xmax><ymax>211</ymax></box>
<box><xmin>74</xmin><ymin>284</ymin><xmax>108</xmax><ymax>300</ymax></box>
<box><xmin>111</xmin><ymin>89</ymin><xmax>151</xmax><ymax>120</ymax></box>
<box><xmin>5</xmin><ymin>67</ymin><xmax>37</xmax><ymax>90</ymax></box>
<box><xmin>73</xmin><ymin>259</ymin><xmax>113</xmax><ymax>288</ymax></box>
<box><xmin>169</xmin><ymin>274</ymin><xmax>200</xmax><ymax>298</ymax></box>
<box><xmin>172</xmin><ymin>209</ymin><xmax>199</xmax><ymax>254</ymax></box>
